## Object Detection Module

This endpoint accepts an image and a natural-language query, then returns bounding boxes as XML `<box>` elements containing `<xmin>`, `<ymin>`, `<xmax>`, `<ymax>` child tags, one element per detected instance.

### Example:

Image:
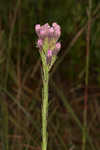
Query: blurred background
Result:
<box><xmin>0</xmin><ymin>0</ymin><xmax>100</xmax><ymax>149</ymax></box>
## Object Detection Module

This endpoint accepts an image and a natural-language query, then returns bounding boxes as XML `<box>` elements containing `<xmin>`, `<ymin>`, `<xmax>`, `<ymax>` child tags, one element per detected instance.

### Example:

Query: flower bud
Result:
<box><xmin>52</xmin><ymin>22</ymin><xmax>61</xmax><ymax>30</ymax></box>
<box><xmin>46</xmin><ymin>50</ymin><xmax>52</xmax><ymax>64</ymax></box>
<box><xmin>53</xmin><ymin>42</ymin><xmax>61</xmax><ymax>55</ymax></box>
<box><xmin>35</xmin><ymin>24</ymin><xmax>41</xmax><ymax>36</ymax></box>
<box><xmin>54</xmin><ymin>29</ymin><xmax>61</xmax><ymax>40</ymax></box>
<box><xmin>39</xmin><ymin>30</ymin><xmax>47</xmax><ymax>39</ymax></box>
<box><xmin>37</xmin><ymin>39</ymin><xmax>43</xmax><ymax>50</ymax></box>
<box><xmin>44</xmin><ymin>23</ymin><xmax>50</xmax><ymax>29</ymax></box>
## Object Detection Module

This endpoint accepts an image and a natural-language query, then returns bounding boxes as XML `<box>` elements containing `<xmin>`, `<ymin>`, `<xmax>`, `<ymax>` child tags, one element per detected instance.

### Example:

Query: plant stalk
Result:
<box><xmin>42</xmin><ymin>66</ymin><xmax>49</xmax><ymax>150</ymax></box>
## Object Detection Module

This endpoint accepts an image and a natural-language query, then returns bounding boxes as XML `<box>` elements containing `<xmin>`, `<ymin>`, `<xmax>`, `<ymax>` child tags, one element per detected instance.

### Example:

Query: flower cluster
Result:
<box><xmin>35</xmin><ymin>23</ymin><xmax>61</xmax><ymax>67</ymax></box>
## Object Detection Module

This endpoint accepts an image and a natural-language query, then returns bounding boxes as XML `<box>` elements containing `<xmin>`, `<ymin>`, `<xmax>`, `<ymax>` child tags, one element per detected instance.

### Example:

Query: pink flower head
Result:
<box><xmin>35</xmin><ymin>22</ymin><xmax>61</xmax><ymax>41</ymax></box>
<box><xmin>35</xmin><ymin>22</ymin><xmax>61</xmax><ymax>65</ymax></box>
<box><xmin>39</xmin><ymin>24</ymin><xmax>50</xmax><ymax>39</ymax></box>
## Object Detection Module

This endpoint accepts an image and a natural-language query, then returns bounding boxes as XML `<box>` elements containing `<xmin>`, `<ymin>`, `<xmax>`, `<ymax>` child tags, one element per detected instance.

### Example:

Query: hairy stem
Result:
<box><xmin>42</xmin><ymin>66</ymin><xmax>49</xmax><ymax>150</ymax></box>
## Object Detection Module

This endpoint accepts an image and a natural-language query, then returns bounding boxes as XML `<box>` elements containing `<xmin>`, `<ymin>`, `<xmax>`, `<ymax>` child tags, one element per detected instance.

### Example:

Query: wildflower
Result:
<box><xmin>35</xmin><ymin>22</ymin><xmax>61</xmax><ymax>67</ymax></box>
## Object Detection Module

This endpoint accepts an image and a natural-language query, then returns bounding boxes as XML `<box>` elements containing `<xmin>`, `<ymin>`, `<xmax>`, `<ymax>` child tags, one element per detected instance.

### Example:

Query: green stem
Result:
<box><xmin>42</xmin><ymin>67</ymin><xmax>49</xmax><ymax>150</ymax></box>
